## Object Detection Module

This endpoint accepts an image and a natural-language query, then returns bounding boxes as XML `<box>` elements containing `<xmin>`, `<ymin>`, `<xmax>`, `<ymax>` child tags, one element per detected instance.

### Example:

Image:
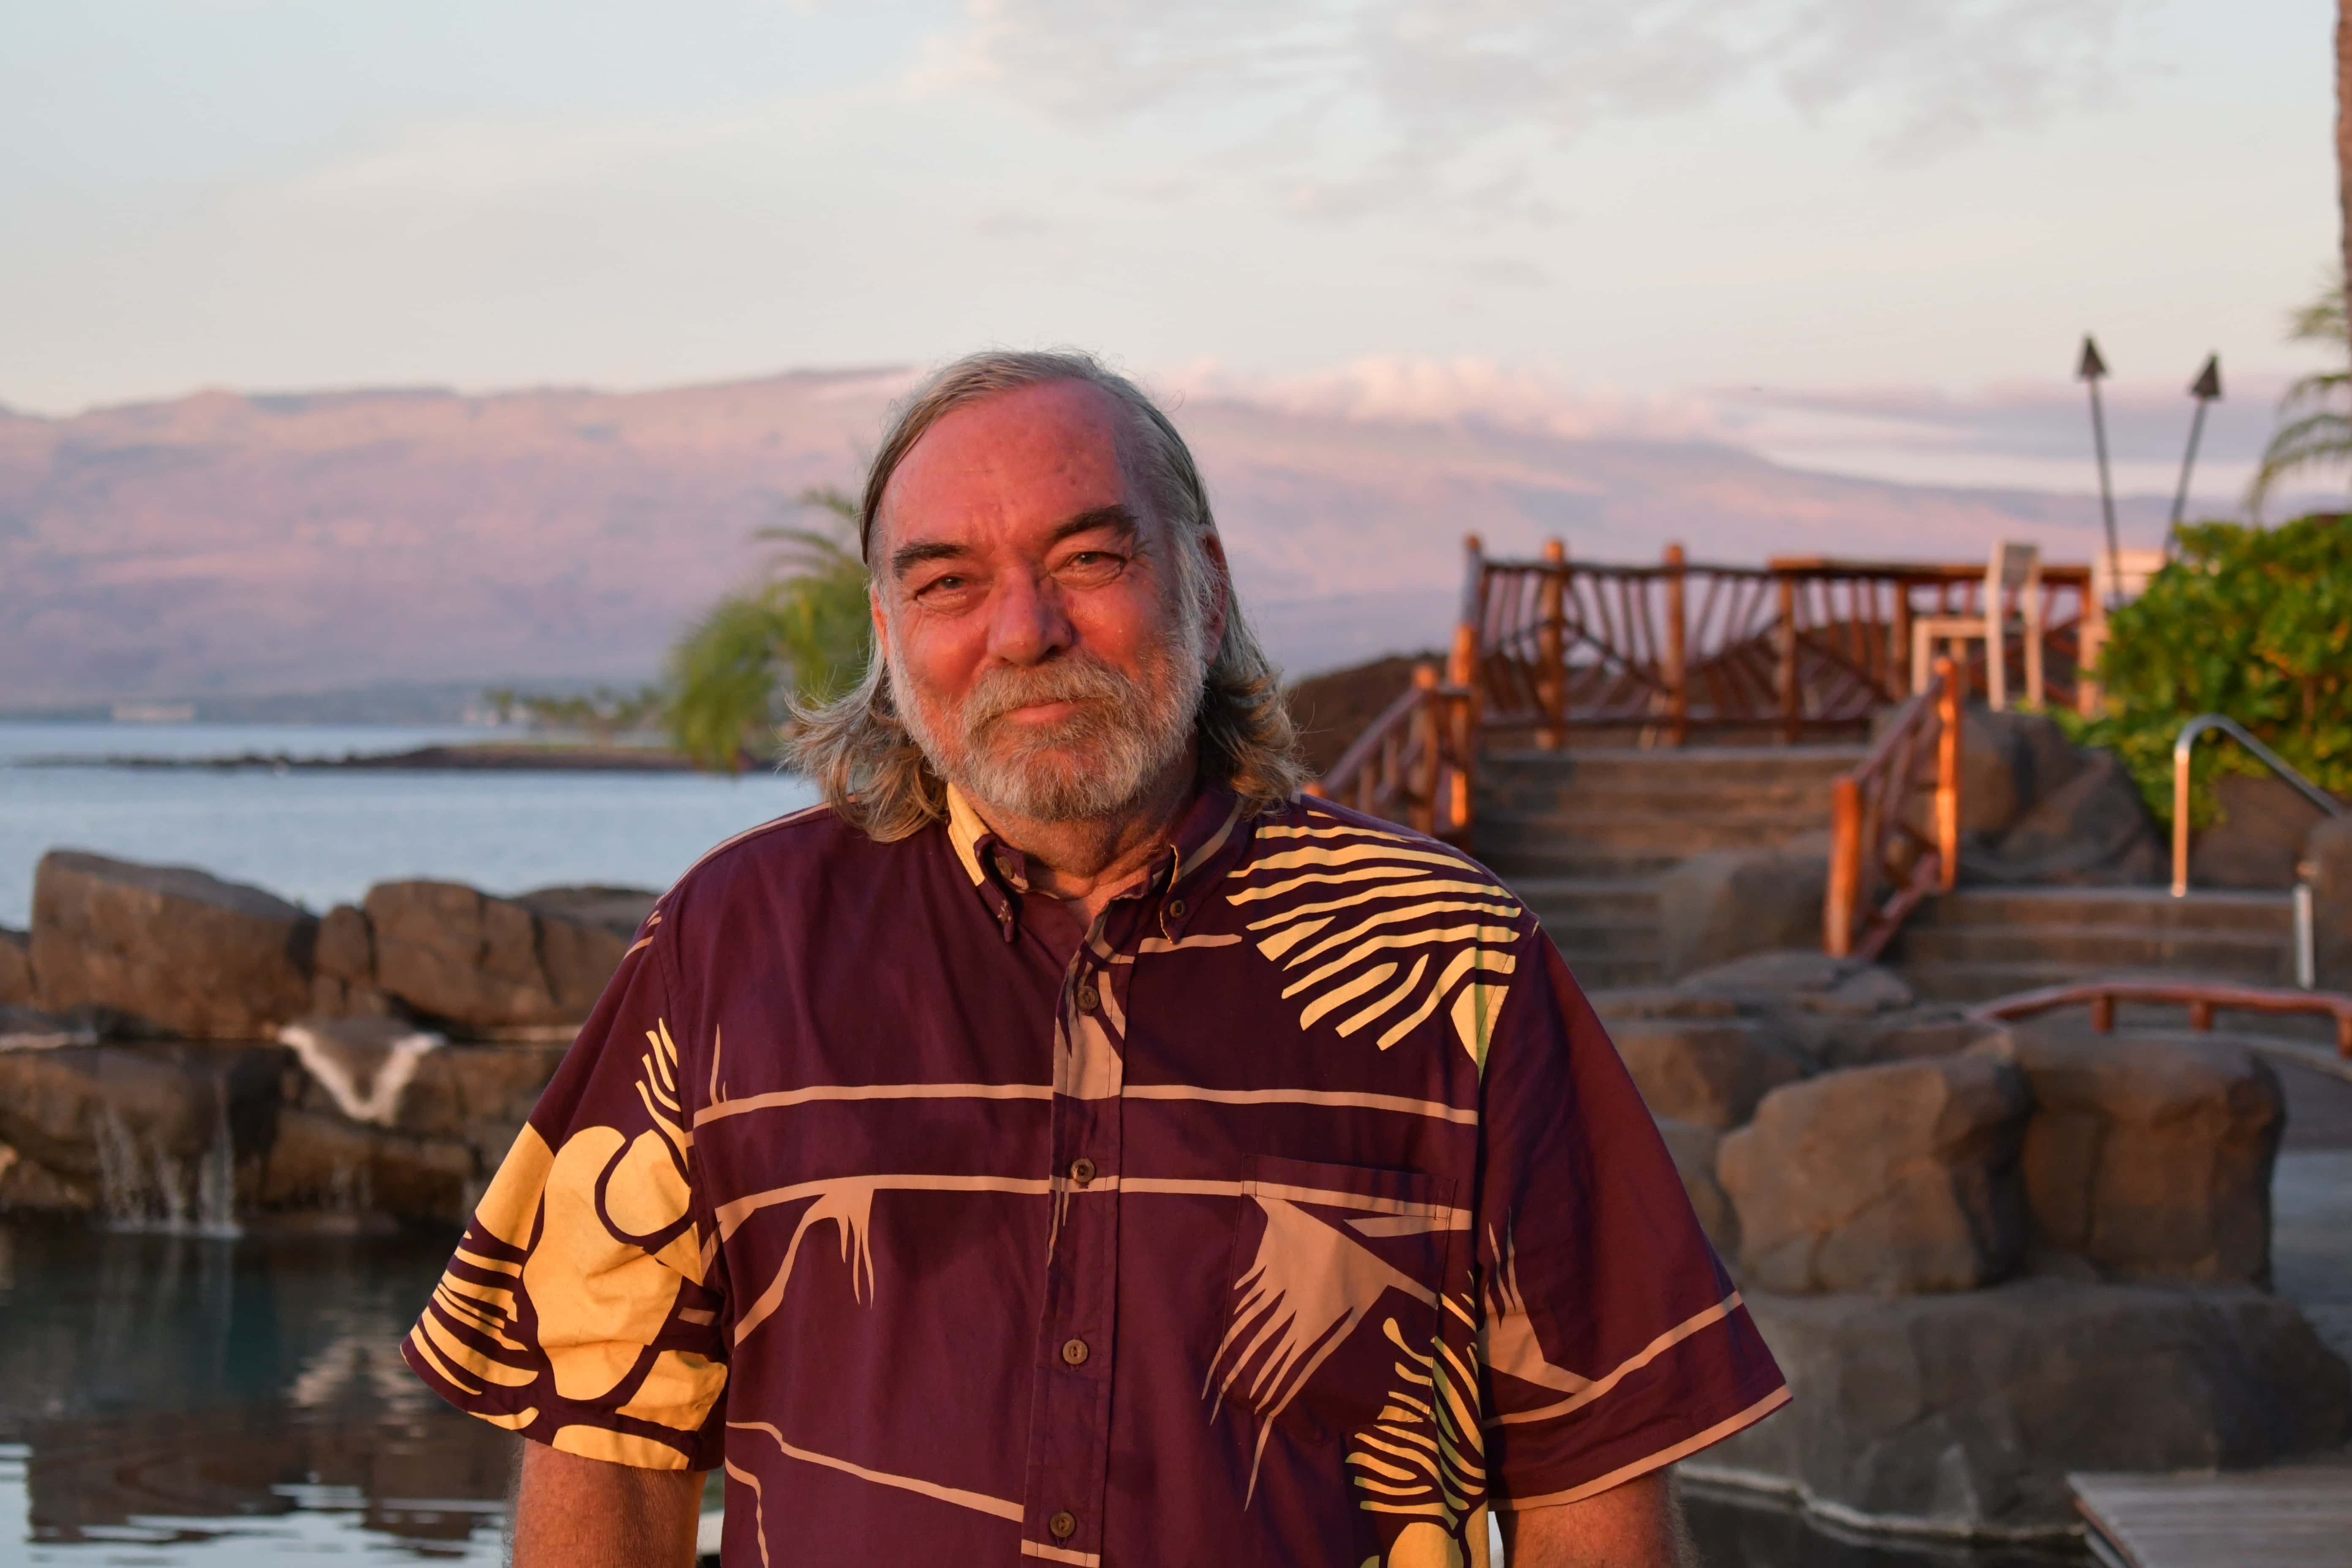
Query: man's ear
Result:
<box><xmin>1198</xmin><ymin>528</ymin><xmax>1232</xmax><ymax>653</ymax></box>
<box><xmin>868</xmin><ymin>583</ymin><xmax>890</xmax><ymax>654</ymax></box>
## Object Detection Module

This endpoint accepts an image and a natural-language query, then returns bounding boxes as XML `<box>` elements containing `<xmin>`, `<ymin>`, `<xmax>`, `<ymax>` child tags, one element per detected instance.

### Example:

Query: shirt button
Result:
<box><xmin>1048</xmin><ymin>1511</ymin><xmax>1078</xmax><ymax>1540</ymax></box>
<box><xmin>1070</xmin><ymin>1157</ymin><xmax>1097</xmax><ymax>1186</ymax></box>
<box><xmin>1060</xmin><ymin>1337</ymin><xmax>1089</xmax><ymax>1367</ymax></box>
<box><xmin>1167</xmin><ymin>897</ymin><xmax>1187</xmax><ymax>918</ymax></box>
<box><xmin>1075</xmin><ymin>983</ymin><xmax>1100</xmax><ymax>1011</ymax></box>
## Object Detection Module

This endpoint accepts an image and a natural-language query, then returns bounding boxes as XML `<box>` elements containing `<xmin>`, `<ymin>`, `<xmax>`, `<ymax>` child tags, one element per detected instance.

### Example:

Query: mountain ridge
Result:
<box><xmin>2</xmin><ymin>369</ymin><xmax>2168</xmax><ymax>705</ymax></box>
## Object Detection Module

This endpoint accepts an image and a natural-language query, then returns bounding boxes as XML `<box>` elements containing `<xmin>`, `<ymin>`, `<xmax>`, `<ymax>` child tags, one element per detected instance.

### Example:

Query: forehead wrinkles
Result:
<box><xmin>873</xmin><ymin>382</ymin><xmax>1158</xmax><ymax>561</ymax></box>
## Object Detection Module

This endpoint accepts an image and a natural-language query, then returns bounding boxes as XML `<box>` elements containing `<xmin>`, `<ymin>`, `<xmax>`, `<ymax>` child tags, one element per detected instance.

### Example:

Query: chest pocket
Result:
<box><xmin>1208</xmin><ymin>1154</ymin><xmax>1459</xmax><ymax>1467</ymax></box>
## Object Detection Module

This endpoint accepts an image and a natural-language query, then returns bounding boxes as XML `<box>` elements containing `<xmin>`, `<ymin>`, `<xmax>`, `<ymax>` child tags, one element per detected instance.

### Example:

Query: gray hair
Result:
<box><xmin>791</xmin><ymin>349</ymin><xmax>1305</xmax><ymax>841</ymax></box>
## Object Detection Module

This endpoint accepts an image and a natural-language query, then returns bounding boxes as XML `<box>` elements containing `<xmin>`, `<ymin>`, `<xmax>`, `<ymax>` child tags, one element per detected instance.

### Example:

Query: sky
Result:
<box><xmin>3</xmin><ymin>0</ymin><xmax>2343</xmax><ymax>498</ymax></box>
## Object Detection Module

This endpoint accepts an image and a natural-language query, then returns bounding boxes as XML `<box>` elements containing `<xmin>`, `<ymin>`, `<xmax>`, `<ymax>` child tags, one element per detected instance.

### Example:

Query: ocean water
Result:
<box><xmin>0</xmin><ymin>724</ymin><xmax>814</xmax><ymax>928</ymax></box>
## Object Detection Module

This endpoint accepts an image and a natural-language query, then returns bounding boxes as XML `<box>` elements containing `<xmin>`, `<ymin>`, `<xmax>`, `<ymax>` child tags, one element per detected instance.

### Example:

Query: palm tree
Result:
<box><xmin>664</xmin><ymin>488</ymin><xmax>872</xmax><ymax>772</ymax></box>
<box><xmin>2249</xmin><ymin>276</ymin><xmax>2352</xmax><ymax>517</ymax></box>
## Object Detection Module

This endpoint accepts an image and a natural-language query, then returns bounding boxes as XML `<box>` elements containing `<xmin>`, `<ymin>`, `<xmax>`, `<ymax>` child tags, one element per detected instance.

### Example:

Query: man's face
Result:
<box><xmin>871</xmin><ymin>380</ymin><xmax>1226</xmax><ymax>824</ymax></box>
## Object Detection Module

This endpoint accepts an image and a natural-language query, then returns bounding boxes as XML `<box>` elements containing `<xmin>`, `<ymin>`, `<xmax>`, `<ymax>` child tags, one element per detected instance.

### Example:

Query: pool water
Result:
<box><xmin>0</xmin><ymin>1218</ymin><xmax>2084</xmax><ymax>1568</ymax></box>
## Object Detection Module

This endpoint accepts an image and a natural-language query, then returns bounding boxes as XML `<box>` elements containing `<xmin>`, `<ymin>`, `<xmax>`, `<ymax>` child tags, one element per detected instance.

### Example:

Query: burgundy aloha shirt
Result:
<box><xmin>403</xmin><ymin>782</ymin><xmax>1786</xmax><ymax>1567</ymax></box>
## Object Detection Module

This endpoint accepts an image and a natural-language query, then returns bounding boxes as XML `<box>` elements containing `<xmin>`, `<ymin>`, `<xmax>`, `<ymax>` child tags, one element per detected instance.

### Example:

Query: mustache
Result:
<box><xmin>959</xmin><ymin>656</ymin><xmax>1138</xmax><ymax>735</ymax></box>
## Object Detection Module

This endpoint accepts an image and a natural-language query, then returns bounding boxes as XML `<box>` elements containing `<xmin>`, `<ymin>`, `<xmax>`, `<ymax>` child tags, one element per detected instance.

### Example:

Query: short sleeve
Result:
<box><xmin>401</xmin><ymin>905</ymin><xmax>729</xmax><ymax>1470</ymax></box>
<box><xmin>1475</xmin><ymin>934</ymin><xmax>1787</xmax><ymax>1510</ymax></box>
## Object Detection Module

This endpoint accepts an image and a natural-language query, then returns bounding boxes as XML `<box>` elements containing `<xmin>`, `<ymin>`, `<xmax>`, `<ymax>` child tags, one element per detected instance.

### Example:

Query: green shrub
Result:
<box><xmin>2057</xmin><ymin>513</ymin><xmax>2351</xmax><ymax>828</ymax></box>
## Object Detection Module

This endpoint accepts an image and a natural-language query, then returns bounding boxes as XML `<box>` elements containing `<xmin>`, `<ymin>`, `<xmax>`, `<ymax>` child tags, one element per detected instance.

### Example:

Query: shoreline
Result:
<box><xmin>7</xmin><ymin>743</ymin><xmax>725</xmax><ymax>773</ymax></box>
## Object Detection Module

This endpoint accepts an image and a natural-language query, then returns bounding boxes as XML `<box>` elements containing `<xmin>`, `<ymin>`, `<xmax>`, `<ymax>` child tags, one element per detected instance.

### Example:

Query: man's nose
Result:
<box><xmin>985</xmin><ymin>569</ymin><xmax>1076</xmax><ymax>666</ymax></box>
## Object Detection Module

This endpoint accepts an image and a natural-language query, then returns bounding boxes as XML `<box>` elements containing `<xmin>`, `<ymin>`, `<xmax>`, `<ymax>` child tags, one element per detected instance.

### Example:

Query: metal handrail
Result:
<box><xmin>2170</xmin><ymin>714</ymin><xmax>2344</xmax><ymax>897</ymax></box>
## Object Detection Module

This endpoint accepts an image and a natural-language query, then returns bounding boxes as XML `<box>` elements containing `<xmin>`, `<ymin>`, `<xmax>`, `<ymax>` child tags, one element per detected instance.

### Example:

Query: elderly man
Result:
<box><xmin>403</xmin><ymin>351</ymin><xmax>1785</xmax><ymax>1567</ymax></box>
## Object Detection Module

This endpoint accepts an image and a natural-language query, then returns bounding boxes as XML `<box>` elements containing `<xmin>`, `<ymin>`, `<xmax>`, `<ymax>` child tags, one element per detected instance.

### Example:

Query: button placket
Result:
<box><xmin>1022</xmin><ymin>950</ymin><xmax>1124</xmax><ymax>1562</ymax></box>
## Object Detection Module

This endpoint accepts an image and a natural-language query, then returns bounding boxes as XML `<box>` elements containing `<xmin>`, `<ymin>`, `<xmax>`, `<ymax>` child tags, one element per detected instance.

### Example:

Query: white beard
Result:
<box><xmin>888</xmin><ymin>601</ymin><xmax>1208</xmax><ymax>824</ymax></box>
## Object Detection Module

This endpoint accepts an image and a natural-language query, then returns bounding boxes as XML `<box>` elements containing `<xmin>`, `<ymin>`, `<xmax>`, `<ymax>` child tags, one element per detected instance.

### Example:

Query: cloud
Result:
<box><xmin>930</xmin><ymin>0</ymin><xmax>2148</xmax><ymax>221</ymax></box>
<box><xmin>1162</xmin><ymin>355</ymin><xmax>1724</xmax><ymax>440</ymax></box>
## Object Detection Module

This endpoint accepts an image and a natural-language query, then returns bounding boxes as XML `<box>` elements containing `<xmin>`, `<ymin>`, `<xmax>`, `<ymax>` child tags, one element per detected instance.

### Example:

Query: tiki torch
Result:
<box><xmin>2167</xmin><ymin>354</ymin><xmax>2222</xmax><ymax>543</ymax></box>
<box><xmin>2077</xmin><ymin>335</ymin><xmax>2121</xmax><ymax>608</ymax></box>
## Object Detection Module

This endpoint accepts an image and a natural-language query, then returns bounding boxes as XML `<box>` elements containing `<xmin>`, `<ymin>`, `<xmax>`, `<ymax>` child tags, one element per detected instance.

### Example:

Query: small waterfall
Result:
<box><xmin>95</xmin><ymin>1082</ymin><xmax>242</xmax><ymax>1239</ymax></box>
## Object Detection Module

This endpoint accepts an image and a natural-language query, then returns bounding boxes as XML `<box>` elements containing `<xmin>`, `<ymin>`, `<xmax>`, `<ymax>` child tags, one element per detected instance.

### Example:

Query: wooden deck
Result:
<box><xmin>2071</xmin><ymin>1464</ymin><xmax>2352</xmax><ymax>1567</ymax></box>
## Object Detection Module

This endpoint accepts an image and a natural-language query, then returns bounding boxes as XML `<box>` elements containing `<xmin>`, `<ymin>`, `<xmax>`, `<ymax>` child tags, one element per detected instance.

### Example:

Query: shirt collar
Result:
<box><xmin>941</xmin><ymin>781</ymin><xmax>1250</xmax><ymax>944</ymax></box>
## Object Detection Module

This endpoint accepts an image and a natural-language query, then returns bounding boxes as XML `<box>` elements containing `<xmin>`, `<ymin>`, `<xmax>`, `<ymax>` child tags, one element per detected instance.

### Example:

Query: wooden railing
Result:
<box><xmin>1303</xmin><ymin>637</ymin><xmax>1479</xmax><ymax>846</ymax></box>
<box><xmin>1463</xmin><ymin>536</ymin><xmax>2096</xmax><ymax>746</ymax></box>
<box><xmin>1824</xmin><ymin>656</ymin><xmax>1962</xmax><ymax>961</ymax></box>
<box><xmin>1973</xmin><ymin>979</ymin><xmax>2352</xmax><ymax>1058</ymax></box>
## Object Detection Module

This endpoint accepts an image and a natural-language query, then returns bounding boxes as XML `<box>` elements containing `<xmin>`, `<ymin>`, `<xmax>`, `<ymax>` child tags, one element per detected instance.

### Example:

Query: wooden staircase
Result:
<box><xmin>1473</xmin><ymin>745</ymin><xmax>1865</xmax><ymax>989</ymax></box>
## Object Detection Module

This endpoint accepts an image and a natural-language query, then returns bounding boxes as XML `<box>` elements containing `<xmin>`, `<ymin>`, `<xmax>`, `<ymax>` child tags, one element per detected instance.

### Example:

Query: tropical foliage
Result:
<box><xmin>662</xmin><ymin>488</ymin><xmax>873</xmax><ymax>772</ymax></box>
<box><xmin>2249</xmin><ymin>273</ymin><xmax>2352</xmax><ymax>517</ymax></box>
<box><xmin>2060</xmin><ymin>513</ymin><xmax>2352</xmax><ymax>828</ymax></box>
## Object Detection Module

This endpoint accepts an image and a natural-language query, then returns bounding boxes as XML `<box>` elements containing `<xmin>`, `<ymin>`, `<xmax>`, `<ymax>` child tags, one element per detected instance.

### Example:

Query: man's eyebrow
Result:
<box><xmin>888</xmin><ymin>505</ymin><xmax>1141</xmax><ymax>579</ymax></box>
<box><xmin>1048</xmin><ymin>504</ymin><xmax>1141</xmax><ymax>547</ymax></box>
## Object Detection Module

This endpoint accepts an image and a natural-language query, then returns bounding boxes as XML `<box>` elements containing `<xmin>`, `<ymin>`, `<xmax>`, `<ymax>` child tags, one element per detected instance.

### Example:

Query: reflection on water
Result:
<box><xmin>0</xmin><ymin>1219</ymin><xmax>2082</xmax><ymax>1566</ymax></box>
<box><xmin>0</xmin><ymin>1218</ymin><xmax>513</xmax><ymax>1566</ymax></box>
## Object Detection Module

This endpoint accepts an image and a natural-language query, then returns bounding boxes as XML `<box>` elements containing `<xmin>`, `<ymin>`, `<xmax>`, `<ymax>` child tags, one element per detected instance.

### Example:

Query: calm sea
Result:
<box><xmin>0</xmin><ymin>724</ymin><xmax>816</xmax><ymax>928</ymax></box>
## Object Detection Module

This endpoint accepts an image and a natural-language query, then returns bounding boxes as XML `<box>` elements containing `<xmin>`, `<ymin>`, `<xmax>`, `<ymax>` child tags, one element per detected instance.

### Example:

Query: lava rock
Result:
<box><xmin>1985</xmin><ymin>1032</ymin><xmax>2284</xmax><ymax>1285</ymax></box>
<box><xmin>256</xmin><ymin>1105</ymin><xmax>476</xmax><ymax>1222</ymax></box>
<box><xmin>1654</xmin><ymin>1116</ymin><xmax>1739</xmax><ymax>1259</ymax></box>
<box><xmin>365</xmin><ymin>880</ymin><xmax>634</xmax><ymax>1031</ymax></box>
<box><xmin>313</xmin><ymin>904</ymin><xmax>375</xmax><ymax>982</ymax></box>
<box><xmin>1960</xmin><ymin>750</ymin><xmax>2166</xmax><ymax>887</ymax></box>
<box><xmin>1816</xmin><ymin>1005</ymin><xmax>2007</xmax><ymax>1071</ymax></box>
<box><xmin>0</xmin><ymin>1141</ymin><xmax>93</xmax><ymax>1211</ymax></box>
<box><xmin>1689</xmin><ymin>1279</ymin><xmax>2352</xmax><ymax>1533</ymax></box>
<box><xmin>2189</xmin><ymin>774</ymin><xmax>2340</xmax><ymax>890</ymax></box>
<box><xmin>2310</xmin><ymin>815</ymin><xmax>2352</xmax><ymax>993</ymax></box>
<box><xmin>1654</xmin><ymin>843</ymin><xmax>1830</xmax><ymax>982</ymax></box>
<box><xmin>0</xmin><ymin>1004</ymin><xmax>96</xmax><ymax>1051</ymax></box>
<box><xmin>1718</xmin><ymin>1054</ymin><xmax>2030</xmax><ymax>1295</ymax></box>
<box><xmin>0</xmin><ymin>928</ymin><xmax>32</xmax><ymax>1007</ymax></box>
<box><xmin>1668</xmin><ymin>950</ymin><xmax>1920</xmax><ymax>1067</ymax></box>
<box><xmin>30</xmin><ymin>851</ymin><xmax>317</xmax><ymax>1038</ymax></box>
<box><xmin>1957</xmin><ymin>707</ymin><xmax>2086</xmax><ymax>842</ymax></box>
<box><xmin>1615</xmin><ymin>1020</ymin><xmax>1805</xmax><ymax>1129</ymax></box>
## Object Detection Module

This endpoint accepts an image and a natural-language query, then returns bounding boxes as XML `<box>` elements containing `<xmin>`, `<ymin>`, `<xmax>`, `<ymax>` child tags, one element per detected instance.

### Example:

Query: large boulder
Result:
<box><xmin>1959</xmin><ymin>749</ymin><xmax>2165</xmax><ymax>887</ymax></box>
<box><xmin>364</xmin><ymin>881</ymin><xmax>638</xmax><ymax>1032</ymax></box>
<box><xmin>1717</xmin><ymin>1054</ymin><xmax>2030</xmax><ymax>1294</ymax></box>
<box><xmin>1958</xmin><ymin>707</ymin><xmax>2086</xmax><ymax>841</ymax></box>
<box><xmin>2189</xmin><ymin>774</ymin><xmax>2341</xmax><ymax>890</ymax></box>
<box><xmin>1654</xmin><ymin>1116</ymin><xmax>1739</xmax><ymax>1258</ymax></box>
<box><xmin>1653</xmin><ymin>842</ymin><xmax>1829</xmax><ymax>981</ymax></box>
<box><xmin>1987</xmin><ymin>1032</ymin><xmax>2284</xmax><ymax>1285</ymax></box>
<box><xmin>1614</xmin><ymin>1020</ymin><xmax>1805</xmax><ymax>1129</ymax></box>
<box><xmin>30</xmin><ymin>851</ymin><xmax>317</xmax><ymax>1038</ymax></box>
<box><xmin>2311</xmin><ymin>815</ymin><xmax>2352</xmax><ymax>992</ymax></box>
<box><xmin>1688</xmin><ymin>1280</ymin><xmax>2352</xmax><ymax>1533</ymax></box>
<box><xmin>1668</xmin><ymin>950</ymin><xmax>1920</xmax><ymax>1067</ymax></box>
<box><xmin>1815</xmin><ymin>1004</ymin><xmax>2006</xmax><ymax>1072</ymax></box>
<box><xmin>0</xmin><ymin>927</ymin><xmax>32</xmax><ymax>1007</ymax></box>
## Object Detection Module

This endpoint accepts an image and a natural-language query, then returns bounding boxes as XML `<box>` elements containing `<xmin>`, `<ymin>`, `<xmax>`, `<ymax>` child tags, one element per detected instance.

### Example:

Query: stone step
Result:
<box><xmin>1900</xmin><ymin>956</ymin><xmax>2296</xmax><ymax>1003</ymax></box>
<box><xmin>1478</xmin><ymin>810</ymin><xmax>1828</xmax><ymax>856</ymax></box>
<box><xmin>1481</xmin><ymin>744</ymin><xmax>1869</xmax><ymax>788</ymax></box>
<box><xmin>1479</xmin><ymin>842</ymin><xmax>1686</xmax><ymax>879</ymax></box>
<box><xmin>1895</xmin><ymin>923</ymin><xmax>2295</xmax><ymax>973</ymax></box>
<box><xmin>1546</xmin><ymin>949</ymin><xmax>1669</xmax><ymax>991</ymax></box>
<box><xmin>1475</xmin><ymin>778</ymin><xmax>1847</xmax><ymax>816</ymax></box>
<box><xmin>1907</xmin><ymin>886</ymin><xmax>2296</xmax><ymax>935</ymax></box>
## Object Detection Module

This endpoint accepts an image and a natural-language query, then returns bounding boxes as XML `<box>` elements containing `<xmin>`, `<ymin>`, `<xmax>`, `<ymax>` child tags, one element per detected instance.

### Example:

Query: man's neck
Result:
<box><xmin>963</xmin><ymin>754</ymin><xmax>1201</xmax><ymax>926</ymax></box>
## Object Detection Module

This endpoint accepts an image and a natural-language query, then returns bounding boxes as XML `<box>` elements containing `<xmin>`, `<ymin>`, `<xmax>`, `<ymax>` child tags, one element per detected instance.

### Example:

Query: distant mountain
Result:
<box><xmin>0</xmin><ymin>370</ymin><xmax>2165</xmax><ymax>705</ymax></box>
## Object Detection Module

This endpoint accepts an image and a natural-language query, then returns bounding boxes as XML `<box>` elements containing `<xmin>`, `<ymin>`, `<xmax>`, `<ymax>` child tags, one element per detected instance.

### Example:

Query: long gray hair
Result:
<box><xmin>790</xmin><ymin>350</ymin><xmax>1305</xmax><ymax>841</ymax></box>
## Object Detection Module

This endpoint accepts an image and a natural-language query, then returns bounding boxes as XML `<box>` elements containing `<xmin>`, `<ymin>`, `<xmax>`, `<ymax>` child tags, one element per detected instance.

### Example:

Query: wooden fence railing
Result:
<box><xmin>1973</xmin><ymin>979</ymin><xmax>2352</xmax><ymax>1058</ymax></box>
<box><xmin>1462</xmin><ymin>536</ymin><xmax>2097</xmax><ymax>746</ymax></box>
<box><xmin>1824</xmin><ymin>656</ymin><xmax>1962</xmax><ymax>960</ymax></box>
<box><xmin>1304</xmin><ymin>637</ymin><xmax>1478</xmax><ymax>846</ymax></box>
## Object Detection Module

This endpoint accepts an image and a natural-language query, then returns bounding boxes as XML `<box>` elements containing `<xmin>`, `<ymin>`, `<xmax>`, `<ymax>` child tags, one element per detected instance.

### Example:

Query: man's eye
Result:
<box><xmin>1062</xmin><ymin>552</ymin><xmax>1123</xmax><ymax>577</ymax></box>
